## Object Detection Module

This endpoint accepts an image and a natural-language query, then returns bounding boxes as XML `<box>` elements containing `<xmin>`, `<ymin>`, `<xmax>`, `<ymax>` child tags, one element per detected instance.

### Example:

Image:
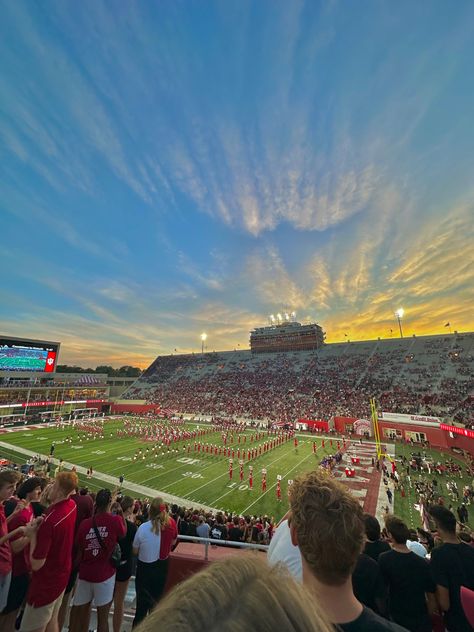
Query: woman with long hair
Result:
<box><xmin>132</xmin><ymin>497</ymin><xmax>177</xmax><ymax>627</ymax></box>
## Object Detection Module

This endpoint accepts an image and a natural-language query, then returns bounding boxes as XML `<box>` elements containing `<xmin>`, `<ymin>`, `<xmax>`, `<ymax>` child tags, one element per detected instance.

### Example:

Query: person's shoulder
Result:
<box><xmin>340</xmin><ymin>607</ymin><xmax>408</xmax><ymax>631</ymax></box>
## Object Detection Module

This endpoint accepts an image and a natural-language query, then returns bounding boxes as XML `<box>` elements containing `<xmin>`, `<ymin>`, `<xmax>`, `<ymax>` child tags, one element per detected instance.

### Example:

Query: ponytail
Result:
<box><xmin>149</xmin><ymin>497</ymin><xmax>170</xmax><ymax>534</ymax></box>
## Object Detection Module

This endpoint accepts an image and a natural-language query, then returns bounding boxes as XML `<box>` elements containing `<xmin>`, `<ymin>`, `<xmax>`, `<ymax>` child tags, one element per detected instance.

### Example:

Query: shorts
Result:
<box><xmin>72</xmin><ymin>576</ymin><xmax>115</xmax><ymax>607</ymax></box>
<box><xmin>20</xmin><ymin>590</ymin><xmax>64</xmax><ymax>632</ymax></box>
<box><xmin>0</xmin><ymin>572</ymin><xmax>11</xmax><ymax>613</ymax></box>
<box><xmin>3</xmin><ymin>573</ymin><xmax>29</xmax><ymax>613</ymax></box>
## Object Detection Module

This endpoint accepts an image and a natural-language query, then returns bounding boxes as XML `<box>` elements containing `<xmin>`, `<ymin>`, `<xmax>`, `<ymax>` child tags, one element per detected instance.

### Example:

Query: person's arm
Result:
<box><xmin>6</xmin><ymin>500</ymin><xmax>26</xmax><ymax>523</ymax></box>
<box><xmin>26</xmin><ymin>519</ymin><xmax>46</xmax><ymax>572</ymax></box>
<box><xmin>132</xmin><ymin>524</ymin><xmax>141</xmax><ymax>556</ymax></box>
<box><xmin>435</xmin><ymin>586</ymin><xmax>450</xmax><ymax>613</ymax></box>
<box><xmin>0</xmin><ymin>526</ymin><xmax>25</xmax><ymax>546</ymax></box>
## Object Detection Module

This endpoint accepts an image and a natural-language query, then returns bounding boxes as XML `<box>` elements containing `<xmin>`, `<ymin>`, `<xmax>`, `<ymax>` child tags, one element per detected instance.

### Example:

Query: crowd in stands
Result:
<box><xmin>0</xmin><ymin>463</ymin><xmax>474</xmax><ymax>631</ymax></box>
<box><xmin>122</xmin><ymin>333</ymin><xmax>474</xmax><ymax>426</ymax></box>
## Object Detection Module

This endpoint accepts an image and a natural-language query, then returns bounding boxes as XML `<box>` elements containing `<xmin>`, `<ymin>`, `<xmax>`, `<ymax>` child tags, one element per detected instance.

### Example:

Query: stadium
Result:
<box><xmin>1</xmin><ymin>322</ymin><xmax>474</xmax><ymax>630</ymax></box>
<box><xmin>3</xmin><ymin>3</ymin><xmax>474</xmax><ymax>630</ymax></box>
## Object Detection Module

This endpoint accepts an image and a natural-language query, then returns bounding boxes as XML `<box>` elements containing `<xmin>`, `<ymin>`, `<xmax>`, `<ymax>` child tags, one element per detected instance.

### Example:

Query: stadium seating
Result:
<box><xmin>122</xmin><ymin>333</ymin><xmax>474</xmax><ymax>426</ymax></box>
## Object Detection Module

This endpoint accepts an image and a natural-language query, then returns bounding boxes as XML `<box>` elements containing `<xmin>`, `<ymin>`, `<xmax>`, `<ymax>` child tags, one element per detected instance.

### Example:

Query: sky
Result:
<box><xmin>1</xmin><ymin>1</ymin><xmax>473</xmax><ymax>368</ymax></box>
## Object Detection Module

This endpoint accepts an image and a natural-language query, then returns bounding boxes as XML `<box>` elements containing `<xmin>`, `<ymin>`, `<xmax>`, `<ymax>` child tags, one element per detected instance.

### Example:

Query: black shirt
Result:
<box><xmin>378</xmin><ymin>550</ymin><xmax>435</xmax><ymax>632</ymax></box>
<box><xmin>116</xmin><ymin>519</ymin><xmax>138</xmax><ymax>581</ymax></box>
<box><xmin>430</xmin><ymin>542</ymin><xmax>474</xmax><ymax>632</ymax></box>
<box><xmin>352</xmin><ymin>553</ymin><xmax>387</xmax><ymax>615</ymax></box>
<box><xmin>228</xmin><ymin>526</ymin><xmax>243</xmax><ymax>542</ymax></box>
<box><xmin>210</xmin><ymin>524</ymin><xmax>228</xmax><ymax>541</ymax></box>
<box><xmin>337</xmin><ymin>606</ymin><xmax>408</xmax><ymax>631</ymax></box>
<box><xmin>364</xmin><ymin>539</ymin><xmax>391</xmax><ymax>562</ymax></box>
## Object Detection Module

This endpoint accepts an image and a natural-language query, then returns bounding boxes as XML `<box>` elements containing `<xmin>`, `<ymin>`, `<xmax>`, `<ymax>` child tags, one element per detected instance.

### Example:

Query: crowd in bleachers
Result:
<box><xmin>122</xmin><ymin>334</ymin><xmax>474</xmax><ymax>426</ymax></box>
<box><xmin>2</xmin><ymin>467</ymin><xmax>474</xmax><ymax>631</ymax></box>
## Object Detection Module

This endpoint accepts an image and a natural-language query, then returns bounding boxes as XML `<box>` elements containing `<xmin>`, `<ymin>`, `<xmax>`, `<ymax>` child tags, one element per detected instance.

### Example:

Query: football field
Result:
<box><xmin>0</xmin><ymin>419</ymin><xmax>329</xmax><ymax>520</ymax></box>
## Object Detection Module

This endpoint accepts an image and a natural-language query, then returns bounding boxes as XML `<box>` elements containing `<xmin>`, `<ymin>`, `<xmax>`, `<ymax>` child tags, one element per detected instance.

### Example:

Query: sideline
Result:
<box><xmin>0</xmin><ymin>441</ymin><xmax>218</xmax><ymax>512</ymax></box>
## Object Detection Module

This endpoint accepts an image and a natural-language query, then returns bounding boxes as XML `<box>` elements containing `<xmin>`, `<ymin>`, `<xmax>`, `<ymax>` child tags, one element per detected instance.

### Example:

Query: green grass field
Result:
<box><xmin>0</xmin><ymin>419</ymin><xmax>472</xmax><ymax>528</ymax></box>
<box><xmin>0</xmin><ymin>419</ymin><xmax>327</xmax><ymax>520</ymax></box>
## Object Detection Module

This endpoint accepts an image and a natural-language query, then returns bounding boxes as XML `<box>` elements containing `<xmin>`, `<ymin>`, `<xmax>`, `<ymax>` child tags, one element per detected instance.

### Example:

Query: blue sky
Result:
<box><xmin>1</xmin><ymin>0</ymin><xmax>473</xmax><ymax>367</ymax></box>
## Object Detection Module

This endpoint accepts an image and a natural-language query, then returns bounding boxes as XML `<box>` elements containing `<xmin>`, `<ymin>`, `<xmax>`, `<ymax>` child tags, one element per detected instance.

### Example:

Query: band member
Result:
<box><xmin>276</xmin><ymin>475</ymin><xmax>282</xmax><ymax>501</ymax></box>
<box><xmin>239</xmin><ymin>460</ymin><xmax>244</xmax><ymax>482</ymax></box>
<box><xmin>262</xmin><ymin>468</ymin><xmax>267</xmax><ymax>493</ymax></box>
<box><xmin>249</xmin><ymin>466</ymin><xmax>253</xmax><ymax>490</ymax></box>
<box><xmin>229</xmin><ymin>458</ymin><xmax>233</xmax><ymax>480</ymax></box>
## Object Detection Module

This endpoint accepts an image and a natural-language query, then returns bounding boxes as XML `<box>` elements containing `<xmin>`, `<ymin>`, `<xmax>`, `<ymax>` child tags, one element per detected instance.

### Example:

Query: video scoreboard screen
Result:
<box><xmin>0</xmin><ymin>337</ymin><xmax>60</xmax><ymax>373</ymax></box>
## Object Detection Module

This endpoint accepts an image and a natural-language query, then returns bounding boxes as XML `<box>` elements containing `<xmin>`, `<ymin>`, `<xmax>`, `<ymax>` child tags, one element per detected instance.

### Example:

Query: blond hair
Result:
<box><xmin>289</xmin><ymin>470</ymin><xmax>364</xmax><ymax>586</ymax></box>
<box><xmin>137</xmin><ymin>554</ymin><xmax>333</xmax><ymax>632</ymax></box>
<box><xmin>148</xmin><ymin>497</ymin><xmax>170</xmax><ymax>535</ymax></box>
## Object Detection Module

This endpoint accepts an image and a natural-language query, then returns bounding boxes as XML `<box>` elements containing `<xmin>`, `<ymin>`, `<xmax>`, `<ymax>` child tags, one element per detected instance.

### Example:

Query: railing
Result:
<box><xmin>176</xmin><ymin>534</ymin><xmax>269</xmax><ymax>560</ymax></box>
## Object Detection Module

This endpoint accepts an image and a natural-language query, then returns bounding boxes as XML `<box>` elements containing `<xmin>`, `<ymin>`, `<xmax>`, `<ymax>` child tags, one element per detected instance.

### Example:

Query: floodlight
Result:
<box><xmin>395</xmin><ymin>308</ymin><xmax>404</xmax><ymax>319</ymax></box>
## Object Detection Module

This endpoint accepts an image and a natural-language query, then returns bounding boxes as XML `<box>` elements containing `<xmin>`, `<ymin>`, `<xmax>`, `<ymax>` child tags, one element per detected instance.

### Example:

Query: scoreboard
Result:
<box><xmin>0</xmin><ymin>337</ymin><xmax>60</xmax><ymax>373</ymax></box>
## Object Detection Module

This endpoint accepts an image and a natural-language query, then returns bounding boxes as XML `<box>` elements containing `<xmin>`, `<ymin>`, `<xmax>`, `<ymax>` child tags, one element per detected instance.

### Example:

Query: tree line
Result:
<box><xmin>56</xmin><ymin>364</ymin><xmax>142</xmax><ymax>377</ymax></box>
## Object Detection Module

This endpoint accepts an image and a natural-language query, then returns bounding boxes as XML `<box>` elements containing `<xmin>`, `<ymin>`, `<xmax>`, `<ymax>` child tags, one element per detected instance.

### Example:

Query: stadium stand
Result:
<box><xmin>122</xmin><ymin>333</ymin><xmax>474</xmax><ymax>426</ymax></box>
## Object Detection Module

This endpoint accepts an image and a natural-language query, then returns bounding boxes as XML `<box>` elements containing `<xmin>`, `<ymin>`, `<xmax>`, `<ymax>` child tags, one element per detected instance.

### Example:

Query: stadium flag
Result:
<box><xmin>444</xmin><ymin>322</ymin><xmax>450</xmax><ymax>327</ymax></box>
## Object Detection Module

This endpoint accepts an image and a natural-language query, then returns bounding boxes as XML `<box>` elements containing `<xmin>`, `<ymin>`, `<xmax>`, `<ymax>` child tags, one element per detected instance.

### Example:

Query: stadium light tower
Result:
<box><xmin>200</xmin><ymin>332</ymin><xmax>207</xmax><ymax>354</ymax></box>
<box><xmin>395</xmin><ymin>308</ymin><xmax>404</xmax><ymax>338</ymax></box>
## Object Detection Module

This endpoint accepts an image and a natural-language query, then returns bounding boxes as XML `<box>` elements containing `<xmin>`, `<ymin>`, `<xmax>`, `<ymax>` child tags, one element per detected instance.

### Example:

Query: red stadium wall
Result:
<box><xmin>334</xmin><ymin>416</ymin><xmax>357</xmax><ymax>433</ymax></box>
<box><xmin>298</xmin><ymin>419</ymin><xmax>329</xmax><ymax>431</ymax></box>
<box><xmin>442</xmin><ymin>432</ymin><xmax>474</xmax><ymax>456</ymax></box>
<box><xmin>377</xmin><ymin>421</ymin><xmax>449</xmax><ymax>448</ymax></box>
<box><xmin>110</xmin><ymin>403</ymin><xmax>161</xmax><ymax>414</ymax></box>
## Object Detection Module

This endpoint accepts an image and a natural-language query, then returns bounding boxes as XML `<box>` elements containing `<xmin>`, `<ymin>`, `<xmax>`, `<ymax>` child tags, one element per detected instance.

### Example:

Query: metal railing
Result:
<box><xmin>177</xmin><ymin>534</ymin><xmax>269</xmax><ymax>560</ymax></box>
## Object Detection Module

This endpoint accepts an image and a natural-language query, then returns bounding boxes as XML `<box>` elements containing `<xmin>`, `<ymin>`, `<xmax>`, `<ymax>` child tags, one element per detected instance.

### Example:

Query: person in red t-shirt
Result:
<box><xmin>20</xmin><ymin>471</ymin><xmax>78</xmax><ymax>632</ymax></box>
<box><xmin>0</xmin><ymin>470</ymin><xmax>21</xmax><ymax>614</ymax></box>
<box><xmin>70</xmin><ymin>489</ymin><xmax>126</xmax><ymax>632</ymax></box>
<box><xmin>1</xmin><ymin>476</ymin><xmax>42</xmax><ymax>630</ymax></box>
<box><xmin>132</xmin><ymin>498</ymin><xmax>177</xmax><ymax>627</ymax></box>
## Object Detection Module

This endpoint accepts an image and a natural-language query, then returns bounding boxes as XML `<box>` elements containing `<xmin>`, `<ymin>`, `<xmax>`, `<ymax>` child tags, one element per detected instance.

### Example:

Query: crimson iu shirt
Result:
<box><xmin>9</xmin><ymin>504</ymin><xmax>34</xmax><ymax>576</ymax></box>
<box><xmin>0</xmin><ymin>504</ymin><xmax>12</xmax><ymax>577</ymax></box>
<box><xmin>76</xmin><ymin>513</ymin><xmax>126</xmax><ymax>582</ymax></box>
<box><xmin>27</xmin><ymin>498</ymin><xmax>77</xmax><ymax>607</ymax></box>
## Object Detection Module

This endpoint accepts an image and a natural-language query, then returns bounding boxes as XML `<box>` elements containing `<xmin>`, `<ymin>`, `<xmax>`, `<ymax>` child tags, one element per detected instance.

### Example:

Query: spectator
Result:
<box><xmin>70</xmin><ymin>489</ymin><xmax>126</xmax><ymax>632</ymax></box>
<box><xmin>57</xmin><ymin>486</ymin><xmax>94</xmax><ymax>632</ymax></box>
<box><xmin>20</xmin><ymin>472</ymin><xmax>78</xmax><ymax>632</ymax></box>
<box><xmin>406</xmin><ymin>530</ymin><xmax>428</xmax><ymax>559</ymax></box>
<box><xmin>0</xmin><ymin>470</ymin><xmax>21</xmax><ymax>613</ymax></box>
<box><xmin>138</xmin><ymin>555</ymin><xmax>333</xmax><ymax>632</ymax></box>
<box><xmin>378</xmin><ymin>515</ymin><xmax>436</xmax><ymax>631</ymax></box>
<box><xmin>351</xmin><ymin>552</ymin><xmax>387</xmax><ymax>616</ymax></box>
<box><xmin>363</xmin><ymin>514</ymin><xmax>390</xmax><ymax>561</ymax></box>
<box><xmin>428</xmin><ymin>505</ymin><xmax>474</xmax><ymax>632</ymax></box>
<box><xmin>1</xmin><ymin>477</ymin><xmax>43</xmax><ymax>631</ymax></box>
<box><xmin>196</xmin><ymin>516</ymin><xmax>210</xmax><ymax>539</ymax></box>
<box><xmin>113</xmin><ymin>497</ymin><xmax>137</xmax><ymax>632</ymax></box>
<box><xmin>228</xmin><ymin>516</ymin><xmax>244</xmax><ymax>542</ymax></box>
<box><xmin>289</xmin><ymin>470</ymin><xmax>407</xmax><ymax>630</ymax></box>
<box><xmin>210</xmin><ymin>513</ymin><xmax>228</xmax><ymax>542</ymax></box>
<box><xmin>267</xmin><ymin>516</ymin><xmax>302</xmax><ymax>582</ymax></box>
<box><xmin>132</xmin><ymin>498</ymin><xmax>177</xmax><ymax>626</ymax></box>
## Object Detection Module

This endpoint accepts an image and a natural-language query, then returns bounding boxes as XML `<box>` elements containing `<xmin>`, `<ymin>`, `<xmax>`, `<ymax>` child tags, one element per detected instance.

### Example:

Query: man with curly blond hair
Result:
<box><xmin>289</xmin><ymin>470</ymin><xmax>407</xmax><ymax>631</ymax></box>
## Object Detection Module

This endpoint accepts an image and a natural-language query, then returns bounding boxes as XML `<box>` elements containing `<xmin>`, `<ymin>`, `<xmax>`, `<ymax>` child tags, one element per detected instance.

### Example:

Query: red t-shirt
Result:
<box><xmin>0</xmin><ymin>504</ymin><xmax>12</xmax><ymax>576</ymax></box>
<box><xmin>159</xmin><ymin>518</ymin><xmax>178</xmax><ymax>560</ymax></box>
<box><xmin>76</xmin><ymin>513</ymin><xmax>126</xmax><ymax>582</ymax></box>
<box><xmin>27</xmin><ymin>498</ymin><xmax>77</xmax><ymax>607</ymax></box>
<box><xmin>9</xmin><ymin>505</ymin><xmax>33</xmax><ymax>576</ymax></box>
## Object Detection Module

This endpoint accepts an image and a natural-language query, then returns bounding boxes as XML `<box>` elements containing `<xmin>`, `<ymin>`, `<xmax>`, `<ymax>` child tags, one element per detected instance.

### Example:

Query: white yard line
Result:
<box><xmin>240</xmin><ymin>451</ymin><xmax>315</xmax><ymax>514</ymax></box>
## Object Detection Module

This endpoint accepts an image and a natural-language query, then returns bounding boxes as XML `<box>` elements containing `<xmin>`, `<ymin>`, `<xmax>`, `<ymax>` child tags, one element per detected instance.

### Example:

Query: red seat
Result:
<box><xmin>461</xmin><ymin>586</ymin><xmax>474</xmax><ymax>628</ymax></box>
